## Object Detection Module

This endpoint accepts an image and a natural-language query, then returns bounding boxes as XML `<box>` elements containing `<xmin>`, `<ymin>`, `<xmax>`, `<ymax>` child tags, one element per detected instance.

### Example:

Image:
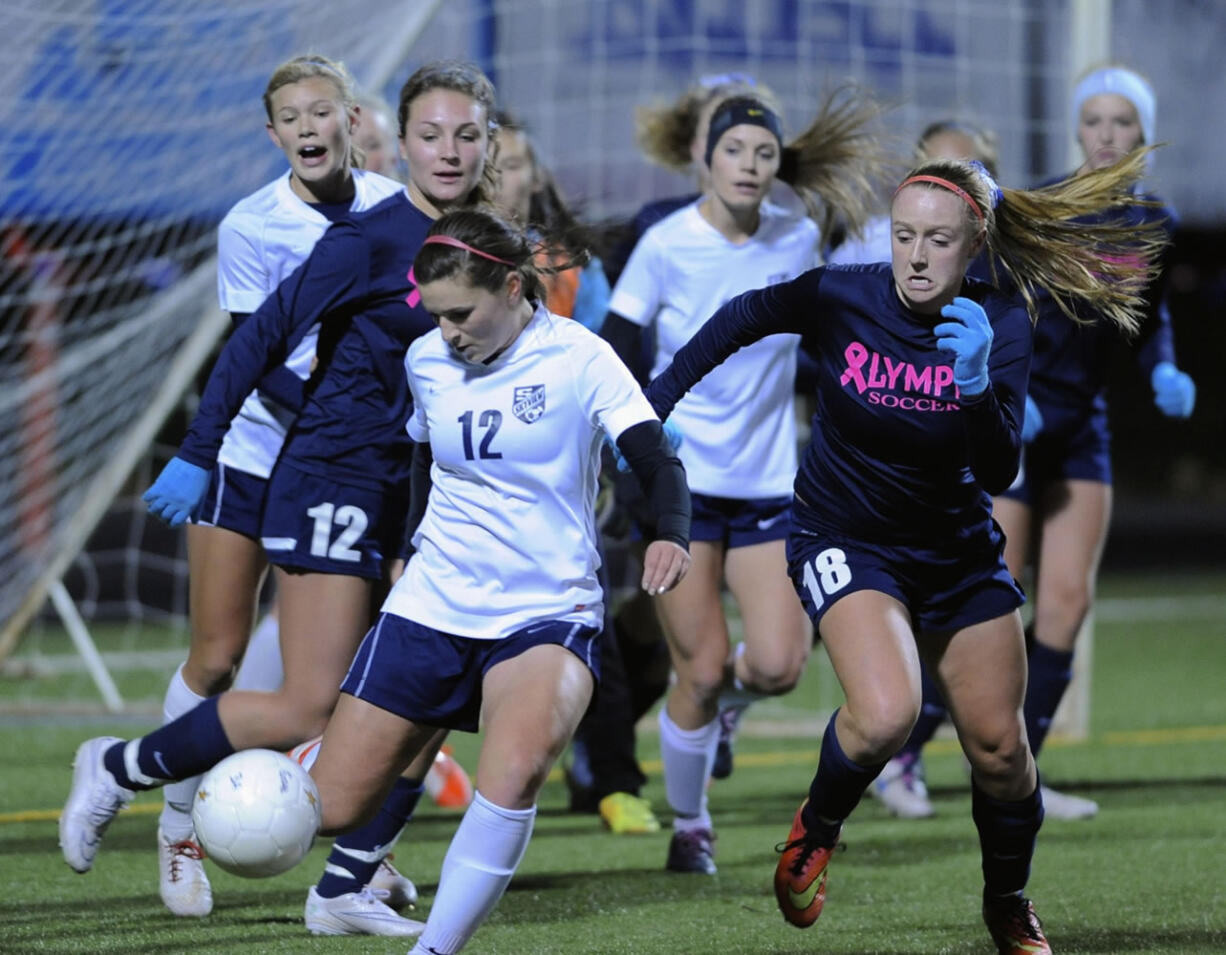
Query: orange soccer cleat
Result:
<box><xmin>773</xmin><ymin>800</ymin><xmax>839</xmax><ymax>929</ymax></box>
<box><xmin>983</xmin><ymin>894</ymin><xmax>1052</xmax><ymax>954</ymax></box>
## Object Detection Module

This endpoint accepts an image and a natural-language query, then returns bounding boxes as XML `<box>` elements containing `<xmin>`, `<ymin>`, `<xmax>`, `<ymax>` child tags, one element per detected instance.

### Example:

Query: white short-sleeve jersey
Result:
<box><xmin>214</xmin><ymin>169</ymin><xmax>404</xmax><ymax>476</ymax></box>
<box><xmin>384</xmin><ymin>307</ymin><xmax>657</xmax><ymax>640</ymax></box>
<box><xmin>608</xmin><ymin>200</ymin><xmax>819</xmax><ymax>498</ymax></box>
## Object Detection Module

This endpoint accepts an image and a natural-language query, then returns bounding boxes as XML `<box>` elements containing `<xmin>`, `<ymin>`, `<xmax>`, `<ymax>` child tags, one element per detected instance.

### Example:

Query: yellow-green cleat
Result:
<box><xmin>598</xmin><ymin>792</ymin><xmax>661</xmax><ymax>834</ymax></box>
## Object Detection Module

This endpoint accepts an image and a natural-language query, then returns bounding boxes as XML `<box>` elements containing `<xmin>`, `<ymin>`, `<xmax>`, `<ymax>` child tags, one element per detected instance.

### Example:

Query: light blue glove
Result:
<box><xmin>1151</xmin><ymin>361</ymin><xmax>1195</xmax><ymax>418</ymax></box>
<box><xmin>1021</xmin><ymin>394</ymin><xmax>1044</xmax><ymax>443</ymax></box>
<box><xmin>608</xmin><ymin>419</ymin><xmax>683</xmax><ymax>473</ymax></box>
<box><xmin>142</xmin><ymin>457</ymin><xmax>210</xmax><ymax>527</ymax></box>
<box><xmin>934</xmin><ymin>296</ymin><xmax>993</xmax><ymax>397</ymax></box>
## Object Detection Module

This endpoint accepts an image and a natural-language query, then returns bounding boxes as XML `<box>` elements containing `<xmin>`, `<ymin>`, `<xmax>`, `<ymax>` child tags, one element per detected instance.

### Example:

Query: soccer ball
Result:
<box><xmin>192</xmin><ymin>748</ymin><xmax>321</xmax><ymax>878</ymax></box>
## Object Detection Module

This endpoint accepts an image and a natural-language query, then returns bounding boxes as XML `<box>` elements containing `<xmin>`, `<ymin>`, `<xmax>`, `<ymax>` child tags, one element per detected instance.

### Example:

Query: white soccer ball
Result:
<box><xmin>191</xmin><ymin>748</ymin><xmax>321</xmax><ymax>878</ymax></box>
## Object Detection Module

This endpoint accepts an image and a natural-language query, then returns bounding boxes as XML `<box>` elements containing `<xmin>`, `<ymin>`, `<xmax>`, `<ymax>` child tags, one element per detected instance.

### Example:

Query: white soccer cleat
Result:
<box><xmin>60</xmin><ymin>736</ymin><xmax>135</xmax><ymax>873</ymax></box>
<box><xmin>369</xmin><ymin>855</ymin><xmax>419</xmax><ymax>910</ymax></box>
<box><xmin>157</xmin><ymin>826</ymin><xmax>213</xmax><ymax>917</ymax></box>
<box><xmin>1040</xmin><ymin>784</ymin><xmax>1098</xmax><ymax>820</ymax></box>
<box><xmin>871</xmin><ymin>754</ymin><xmax>935</xmax><ymax>819</ymax></box>
<box><xmin>304</xmin><ymin>885</ymin><xmax>426</xmax><ymax>937</ymax></box>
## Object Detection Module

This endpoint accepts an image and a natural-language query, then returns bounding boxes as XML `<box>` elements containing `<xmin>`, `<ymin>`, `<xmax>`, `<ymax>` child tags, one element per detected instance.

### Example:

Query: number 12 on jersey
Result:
<box><xmin>458</xmin><ymin>409</ymin><xmax>503</xmax><ymax>461</ymax></box>
<box><xmin>802</xmin><ymin>547</ymin><xmax>852</xmax><ymax>611</ymax></box>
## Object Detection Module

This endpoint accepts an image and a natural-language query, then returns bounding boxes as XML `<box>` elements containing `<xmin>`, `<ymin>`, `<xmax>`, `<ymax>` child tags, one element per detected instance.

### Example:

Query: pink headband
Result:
<box><xmin>895</xmin><ymin>175</ymin><xmax>984</xmax><ymax>223</ymax></box>
<box><xmin>421</xmin><ymin>234</ymin><xmax>515</xmax><ymax>266</ymax></box>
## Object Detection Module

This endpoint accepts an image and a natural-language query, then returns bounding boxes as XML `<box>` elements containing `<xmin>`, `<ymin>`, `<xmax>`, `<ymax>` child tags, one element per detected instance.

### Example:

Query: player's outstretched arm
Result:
<box><xmin>614</xmin><ymin>418</ymin><xmax>691</xmax><ymax>595</ymax></box>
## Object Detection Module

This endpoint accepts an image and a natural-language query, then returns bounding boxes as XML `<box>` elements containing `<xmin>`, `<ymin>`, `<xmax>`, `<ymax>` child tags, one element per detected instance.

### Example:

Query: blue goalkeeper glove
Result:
<box><xmin>1021</xmin><ymin>394</ymin><xmax>1044</xmax><ymax>443</ymax></box>
<box><xmin>608</xmin><ymin>419</ymin><xmax>683</xmax><ymax>473</ymax></box>
<box><xmin>142</xmin><ymin>457</ymin><xmax>210</xmax><ymax>527</ymax></box>
<box><xmin>1150</xmin><ymin>361</ymin><xmax>1195</xmax><ymax>418</ymax></box>
<box><xmin>935</xmin><ymin>296</ymin><xmax>993</xmax><ymax>397</ymax></box>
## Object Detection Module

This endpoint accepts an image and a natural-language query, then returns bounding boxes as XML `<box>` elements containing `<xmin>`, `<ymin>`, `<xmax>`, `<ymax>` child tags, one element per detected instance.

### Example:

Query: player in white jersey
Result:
<box><xmin>153</xmin><ymin>53</ymin><xmax>404</xmax><ymax>920</ymax></box>
<box><xmin>601</xmin><ymin>89</ymin><xmax>890</xmax><ymax>874</ymax></box>
<box><xmin>300</xmin><ymin>209</ymin><xmax>690</xmax><ymax>955</ymax></box>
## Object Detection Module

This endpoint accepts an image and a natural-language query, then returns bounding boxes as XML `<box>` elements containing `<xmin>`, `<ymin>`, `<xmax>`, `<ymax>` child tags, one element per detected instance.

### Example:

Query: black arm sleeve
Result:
<box><xmin>615</xmin><ymin>419</ymin><xmax>690</xmax><ymax>549</ymax></box>
<box><xmin>398</xmin><ymin>440</ymin><xmax>434</xmax><ymax>560</ymax></box>
<box><xmin>600</xmin><ymin>312</ymin><xmax>650</xmax><ymax>385</ymax></box>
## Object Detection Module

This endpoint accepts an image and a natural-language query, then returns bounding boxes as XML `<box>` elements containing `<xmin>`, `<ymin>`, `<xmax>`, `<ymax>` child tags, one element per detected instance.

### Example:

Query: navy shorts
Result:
<box><xmin>195</xmin><ymin>462</ymin><xmax>268</xmax><ymax>540</ymax></box>
<box><xmin>260</xmin><ymin>460</ymin><xmax>407</xmax><ymax>580</ymax></box>
<box><xmin>689</xmin><ymin>493</ymin><xmax>793</xmax><ymax>547</ymax></box>
<box><xmin>1000</xmin><ymin>405</ymin><xmax>1111</xmax><ymax>505</ymax></box>
<box><xmin>786</xmin><ymin>526</ymin><xmax>1024</xmax><ymax>635</ymax></box>
<box><xmin>340</xmin><ymin>613</ymin><xmax>602</xmax><ymax>732</ymax></box>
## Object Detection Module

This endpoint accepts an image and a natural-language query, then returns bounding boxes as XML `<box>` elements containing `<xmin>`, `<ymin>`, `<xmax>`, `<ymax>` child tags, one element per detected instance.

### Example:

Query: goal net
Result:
<box><xmin>2</xmin><ymin>0</ymin><xmax>1090</xmax><ymax>730</ymax></box>
<box><xmin>0</xmin><ymin>0</ymin><xmax>446</xmax><ymax>703</ymax></box>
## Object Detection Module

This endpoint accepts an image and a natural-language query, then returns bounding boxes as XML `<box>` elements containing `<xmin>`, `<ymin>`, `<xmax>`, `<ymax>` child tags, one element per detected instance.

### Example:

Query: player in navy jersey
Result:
<box><xmin>151</xmin><ymin>53</ymin><xmax>406</xmax><ymax>920</ymax></box>
<box><xmin>828</xmin><ymin>116</ymin><xmax>1002</xmax><ymax>820</ymax></box>
<box><xmin>60</xmin><ymin>60</ymin><xmax>498</xmax><ymax>940</ymax></box>
<box><xmin>644</xmin><ymin>151</ymin><xmax>1166</xmax><ymax>953</ymax></box>
<box><xmin>829</xmin><ymin>118</ymin><xmax>1000</xmax><ymax>270</ymax></box>
<box><xmin>883</xmin><ymin>65</ymin><xmax>1196</xmax><ymax>826</ymax></box>
<box><xmin>602</xmin><ymin>89</ymin><xmax>889</xmax><ymax>875</ymax></box>
<box><xmin>291</xmin><ymin>209</ymin><xmax>690</xmax><ymax>955</ymax></box>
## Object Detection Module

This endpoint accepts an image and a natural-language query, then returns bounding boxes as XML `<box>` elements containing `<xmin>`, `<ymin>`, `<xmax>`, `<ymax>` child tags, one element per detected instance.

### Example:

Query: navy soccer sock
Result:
<box><xmin>315</xmin><ymin>777</ymin><xmax>425</xmax><ymax>899</ymax></box>
<box><xmin>972</xmin><ymin>780</ymin><xmax>1044</xmax><ymax>899</ymax></box>
<box><xmin>102</xmin><ymin>697</ymin><xmax>234</xmax><ymax>791</ymax></box>
<box><xmin>1023</xmin><ymin>642</ymin><xmax>1074</xmax><ymax>757</ymax></box>
<box><xmin>800</xmin><ymin>710</ymin><xmax>887</xmax><ymax>846</ymax></box>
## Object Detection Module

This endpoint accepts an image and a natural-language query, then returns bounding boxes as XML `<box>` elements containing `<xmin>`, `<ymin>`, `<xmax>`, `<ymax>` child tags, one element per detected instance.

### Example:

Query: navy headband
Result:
<box><xmin>704</xmin><ymin>97</ymin><xmax>784</xmax><ymax>167</ymax></box>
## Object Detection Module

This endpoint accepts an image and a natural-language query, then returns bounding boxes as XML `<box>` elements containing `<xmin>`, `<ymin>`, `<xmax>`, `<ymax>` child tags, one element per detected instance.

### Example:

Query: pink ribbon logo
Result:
<box><xmin>840</xmin><ymin>342</ymin><xmax>869</xmax><ymax>393</ymax></box>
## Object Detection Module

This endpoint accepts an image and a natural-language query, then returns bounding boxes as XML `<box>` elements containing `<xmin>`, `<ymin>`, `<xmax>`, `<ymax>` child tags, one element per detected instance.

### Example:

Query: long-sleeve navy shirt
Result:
<box><xmin>180</xmin><ymin>192</ymin><xmax>437</xmax><ymax>490</ymax></box>
<box><xmin>645</xmin><ymin>263</ymin><xmax>1032</xmax><ymax>548</ymax></box>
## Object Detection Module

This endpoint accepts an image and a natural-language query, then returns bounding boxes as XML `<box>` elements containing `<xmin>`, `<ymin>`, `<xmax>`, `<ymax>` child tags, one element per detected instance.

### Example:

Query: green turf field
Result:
<box><xmin>2</xmin><ymin>571</ymin><xmax>1224</xmax><ymax>953</ymax></box>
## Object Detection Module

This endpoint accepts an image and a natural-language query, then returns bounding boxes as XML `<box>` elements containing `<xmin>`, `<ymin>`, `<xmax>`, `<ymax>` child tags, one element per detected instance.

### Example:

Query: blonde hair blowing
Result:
<box><xmin>263</xmin><ymin>54</ymin><xmax>364</xmax><ymax>169</ymax></box>
<box><xmin>781</xmin><ymin>84</ymin><xmax>894</xmax><ymax>241</ymax></box>
<box><xmin>635</xmin><ymin>79</ymin><xmax>778</xmax><ymax>172</ymax></box>
<box><xmin>900</xmin><ymin>149</ymin><xmax>1167</xmax><ymax>333</ymax></box>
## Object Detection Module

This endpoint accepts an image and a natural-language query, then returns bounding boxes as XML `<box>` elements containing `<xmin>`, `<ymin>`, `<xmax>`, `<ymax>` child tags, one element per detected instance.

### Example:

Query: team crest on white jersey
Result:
<box><xmin>512</xmin><ymin>384</ymin><xmax>546</xmax><ymax>423</ymax></box>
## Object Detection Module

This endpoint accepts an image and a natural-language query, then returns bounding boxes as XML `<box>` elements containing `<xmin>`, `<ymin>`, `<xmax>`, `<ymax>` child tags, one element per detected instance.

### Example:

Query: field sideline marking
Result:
<box><xmin>5</xmin><ymin>722</ymin><xmax>1224</xmax><ymax>826</ymax></box>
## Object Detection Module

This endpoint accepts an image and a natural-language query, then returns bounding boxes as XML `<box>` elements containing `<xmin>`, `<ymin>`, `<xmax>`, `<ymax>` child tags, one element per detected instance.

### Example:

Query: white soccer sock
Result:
<box><xmin>231</xmin><ymin>613</ymin><xmax>283</xmax><ymax>692</ymax></box>
<box><xmin>658</xmin><ymin>707</ymin><xmax>719</xmax><ymax>828</ymax></box>
<box><xmin>411</xmin><ymin>791</ymin><xmax>535</xmax><ymax>955</ymax></box>
<box><xmin>159</xmin><ymin>664</ymin><xmax>206</xmax><ymax>841</ymax></box>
